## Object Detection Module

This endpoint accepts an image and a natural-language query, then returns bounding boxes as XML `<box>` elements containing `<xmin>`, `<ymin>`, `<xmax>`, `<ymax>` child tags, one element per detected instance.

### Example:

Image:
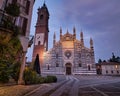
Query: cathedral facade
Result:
<box><xmin>42</xmin><ymin>29</ymin><xmax>96</xmax><ymax>75</ymax></box>
<box><xmin>32</xmin><ymin>3</ymin><xmax>96</xmax><ymax>75</ymax></box>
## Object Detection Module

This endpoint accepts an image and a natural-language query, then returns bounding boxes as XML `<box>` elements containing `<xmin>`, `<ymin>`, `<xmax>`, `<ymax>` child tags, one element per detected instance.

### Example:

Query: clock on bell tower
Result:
<box><xmin>32</xmin><ymin>2</ymin><xmax>49</xmax><ymax>65</ymax></box>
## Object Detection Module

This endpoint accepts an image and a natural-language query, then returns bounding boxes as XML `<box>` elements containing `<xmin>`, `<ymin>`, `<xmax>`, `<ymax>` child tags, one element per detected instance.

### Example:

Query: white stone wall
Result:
<box><xmin>43</xmin><ymin>32</ymin><xmax>96</xmax><ymax>75</ymax></box>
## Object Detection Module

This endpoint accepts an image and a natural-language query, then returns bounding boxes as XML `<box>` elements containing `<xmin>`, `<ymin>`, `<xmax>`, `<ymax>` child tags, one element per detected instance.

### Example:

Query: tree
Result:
<box><xmin>109</xmin><ymin>53</ymin><xmax>120</xmax><ymax>63</ymax></box>
<box><xmin>103</xmin><ymin>60</ymin><xmax>106</xmax><ymax>62</ymax></box>
<box><xmin>23</xmin><ymin>68</ymin><xmax>38</xmax><ymax>85</ymax></box>
<box><xmin>112</xmin><ymin>52</ymin><xmax>116</xmax><ymax>62</ymax></box>
<box><xmin>33</xmin><ymin>54</ymin><xmax>41</xmax><ymax>75</ymax></box>
<box><xmin>10</xmin><ymin>62</ymin><xmax>21</xmax><ymax>82</ymax></box>
<box><xmin>116</xmin><ymin>56</ymin><xmax>120</xmax><ymax>63</ymax></box>
<box><xmin>0</xmin><ymin>2</ymin><xmax>21</xmax><ymax>83</ymax></box>
<box><xmin>98</xmin><ymin>59</ymin><xmax>102</xmax><ymax>63</ymax></box>
<box><xmin>0</xmin><ymin>60</ymin><xmax>10</xmax><ymax>83</ymax></box>
<box><xmin>0</xmin><ymin>31</ymin><xmax>22</xmax><ymax>83</ymax></box>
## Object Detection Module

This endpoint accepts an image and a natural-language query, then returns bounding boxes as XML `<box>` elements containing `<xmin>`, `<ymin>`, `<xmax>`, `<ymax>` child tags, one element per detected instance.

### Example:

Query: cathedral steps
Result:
<box><xmin>73</xmin><ymin>70</ymin><xmax>96</xmax><ymax>75</ymax></box>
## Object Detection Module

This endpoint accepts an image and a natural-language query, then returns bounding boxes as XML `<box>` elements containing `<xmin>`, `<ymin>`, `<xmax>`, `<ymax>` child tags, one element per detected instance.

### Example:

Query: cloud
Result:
<box><xmin>51</xmin><ymin>0</ymin><xmax>120</xmax><ymax>61</ymax></box>
<box><xmin>27</xmin><ymin>0</ymin><xmax>120</xmax><ymax>62</ymax></box>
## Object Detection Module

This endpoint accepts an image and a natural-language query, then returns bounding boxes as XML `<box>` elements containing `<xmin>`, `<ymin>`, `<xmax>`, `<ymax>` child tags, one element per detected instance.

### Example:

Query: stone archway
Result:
<box><xmin>65</xmin><ymin>63</ymin><xmax>72</xmax><ymax>75</ymax></box>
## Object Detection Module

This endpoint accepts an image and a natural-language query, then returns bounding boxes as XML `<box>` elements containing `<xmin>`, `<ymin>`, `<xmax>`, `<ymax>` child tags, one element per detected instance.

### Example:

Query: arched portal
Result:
<box><xmin>65</xmin><ymin>63</ymin><xmax>72</xmax><ymax>75</ymax></box>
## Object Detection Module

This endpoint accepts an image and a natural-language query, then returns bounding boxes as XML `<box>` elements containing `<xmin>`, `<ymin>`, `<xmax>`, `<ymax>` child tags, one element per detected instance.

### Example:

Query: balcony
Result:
<box><xmin>0</xmin><ymin>9</ymin><xmax>15</xmax><ymax>31</ymax></box>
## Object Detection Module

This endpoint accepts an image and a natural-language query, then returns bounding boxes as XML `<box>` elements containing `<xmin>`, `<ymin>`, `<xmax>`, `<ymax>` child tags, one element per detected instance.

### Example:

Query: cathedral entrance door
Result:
<box><xmin>65</xmin><ymin>63</ymin><xmax>72</xmax><ymax>75</ymax></box>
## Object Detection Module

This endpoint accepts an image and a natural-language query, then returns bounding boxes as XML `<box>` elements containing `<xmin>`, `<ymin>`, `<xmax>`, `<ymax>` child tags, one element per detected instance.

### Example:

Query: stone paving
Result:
<box><xmin>0</xmin><ymin>75</ymin><xmax>120</xmax><ymax>96</ymax></box>
<box><xmin>24</xmin><ymin>75</ymin><xmax>120</xmax><ymax>96</ymax></box>
<box><xmin>0</xmin><ymin>84</ymin><xmax>40</xmax><ymax>96</ymax></box>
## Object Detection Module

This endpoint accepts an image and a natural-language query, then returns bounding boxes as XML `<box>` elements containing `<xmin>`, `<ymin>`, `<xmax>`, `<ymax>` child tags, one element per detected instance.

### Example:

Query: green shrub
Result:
<box><xmin>0</xmin><ymin>70</ymin><xmax>9</xmax><ymax>83</ymax></box>
<box><xmin>52</xmin><ymin>76</ymin><xmax>57</xmax><ymax>82</ymax></box>
<box><xmin>0</xmin><ymin>60</ymin><xmax>10</xmax><ymax>83</ymax></box>
<box><xmin>45</xmin><ymin>76</ymin><xmax>53</xmax><ymax>83</ymax></box>
<box><xmin>10</xmin><ymin>62</ymin><xmax>21</xmax><ymax>82</ymax></box>
<box><xmin>23</xmin><ymin>68</ymin><xmax>57</xmax><ymax>85</ymax></box>
<box><xmin>38</xmin><ymin>77</ymin><xmax>46</xmax><ymax>84</ymax></box>
<box><xmin>45</xmin><ymin>75</ymin><xmax>57</xmax><ymax>83</ymax></box>
<box><xmin>23</xmin><ymin>68</ymin><xmax>38</xmax><ymax>85</ymax></box>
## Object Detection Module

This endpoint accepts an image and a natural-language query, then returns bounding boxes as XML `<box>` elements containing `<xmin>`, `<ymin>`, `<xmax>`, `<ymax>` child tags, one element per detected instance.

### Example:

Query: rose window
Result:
<box><xmin>64</xmin><ymin>50</ymin><xmax>71</xmax><ymax>59</ymax></box>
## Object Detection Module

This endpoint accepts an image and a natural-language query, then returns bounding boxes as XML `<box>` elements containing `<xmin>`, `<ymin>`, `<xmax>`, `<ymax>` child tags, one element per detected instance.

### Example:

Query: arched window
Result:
<box><xmin>40</xmin><ymin>15</ymin><xmax>43</xmax><ymax>19</ymax></box>
<box><xmin>117</xmin><ymin>70</ymin><xmax>119</xmax><ymax>74</ymax></box>
<box><xmin>87</xmin><ymin>54</ymin><xmax>90</xmax><ymax>59</ymax></box>
<box><xmin>47</xmin><ymin>65</ymin><xmax>49</xmax><ymax>70</ymax></box>
<box><xmin>111</xmin><ymin>70</ymin><xmax>113</xmax><ymax>74</ymax></box>
<box><xmin>38</xmin><ymin>41</ymin><xmax>41</xmax><ymax>45</ymax></box>
<box><xmin>56</xmin><ymin>54</ymin><xmax>58</xmax><ymax>58</ymax></box>
<box><xmin>88</xmin><ymin>65</ymin><xmax>91</xmax><ymax>71</ymax></box>
<box><xmin>56</xmin><ymin>63</ymin><xmax>59</xmax><ymax>67</ymax></box>
<box><xmin>79</xmin><ymin>63</ymin><xmax>82</xmax><ymax>67</ymax></box>
<box><xmin>106</xmin><ymin>70</ymin><xmax>108</xmax><ymax>74</ymax></box>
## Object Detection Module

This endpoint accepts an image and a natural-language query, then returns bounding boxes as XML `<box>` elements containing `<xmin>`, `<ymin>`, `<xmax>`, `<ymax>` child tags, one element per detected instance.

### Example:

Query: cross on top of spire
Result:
<box><xmin>43</xmin><ymin>0</ymin><xmax>46</xmax><ymax>6</ymax></box>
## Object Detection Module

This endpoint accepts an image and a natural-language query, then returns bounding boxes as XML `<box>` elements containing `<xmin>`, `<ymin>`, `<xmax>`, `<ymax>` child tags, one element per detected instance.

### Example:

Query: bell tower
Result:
<box><xmin>32</xmin><ymin>2</ymin><xmax>49</xmax><ymax>64</ymax></box>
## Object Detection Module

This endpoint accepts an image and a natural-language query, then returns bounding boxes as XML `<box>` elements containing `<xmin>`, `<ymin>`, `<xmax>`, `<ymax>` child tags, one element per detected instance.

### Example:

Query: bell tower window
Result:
<box><xmin>38</xmin><ymin>41</ymin><xmax>41</xmax><ymax>45</ymax></box>
<box><xmin>79</xmin><ymin>63</ymin><xmax>82</xmax><ymax>67</ymax></box>
<box><xmin>40</xmin><ymin>15</ymin><xmax>44</xmax><ymax>20</ymax></box>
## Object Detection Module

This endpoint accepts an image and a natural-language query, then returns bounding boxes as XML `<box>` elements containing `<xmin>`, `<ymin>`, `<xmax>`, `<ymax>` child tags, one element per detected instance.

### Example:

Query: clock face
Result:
<box><xmin>35</xmin><ymin>33</ymin><xmax>44</xmax><ymax>45</ymax></box>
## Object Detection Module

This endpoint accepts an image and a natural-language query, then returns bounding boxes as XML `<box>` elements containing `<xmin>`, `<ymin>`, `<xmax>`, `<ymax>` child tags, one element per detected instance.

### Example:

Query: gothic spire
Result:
<box><xmin>60</xmin><ymin>27</ymin><xmax>62</xmax><ymax>40</ymax></box>
<box><xmin>54</xmin><ymin>32</ymin><xmax>56</xmax><ymax>39</ymax></box>
<box><xmin>43</xmin><ymin>0</ymin><xmax>46</xmax><ymax>7</ymax></box>
<box><xmin>40</xmin><ymin>0</ymin><xmax>49</xmax><ymax>16</ymax></box>
<box><xmin>80</xmin><ymin>29</ymin><xmax>83</xmax><ymax>39</ymax></box>
<box><xmin>73</xmin><ymin>26</ymin><xmax>76</xmax><ymax>39</ymax></box>
<box><xmin>67</xmin><ymin>29</ymin><xmax>69</xmax><ymax>34</ymax></box>
<box><xmin>53</xmin><ymin>32</ymin><xmax>56</xmax><ymax>46</ymax></box>
<box><xmin>73</xmin><ymin>26</ymin><xmax>76</xmax><ymax>34</ymax></box>
<box><xmin>80</xmin><ymin>30</ymin><xmax>84</xmax><ymax>46</ymax></box>
<box><xmin>90</xmin><ymin>37</ymin><xmax>94</xmax><ymax>50</ymax></box>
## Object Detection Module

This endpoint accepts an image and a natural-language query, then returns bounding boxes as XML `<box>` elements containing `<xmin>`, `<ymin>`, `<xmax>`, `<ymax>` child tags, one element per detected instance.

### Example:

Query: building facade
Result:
<box><xmin>96</xmin><ymin>62</ymin><xmax>120</xmax><ymax>75</ymax></box>
<box><xmin>0</xmin><ymin>0</ymin><xmax>35</xmax><ymax>52</ymax></box>
<box><xmin>42</xmin><ymin>29</ymin><xmax>96</xmax><ymax>75</ymax></box>
<box><xmin>0</xmin><ymin>0</ymin><xmax>35</xmax><ymax>84</ymax></box>
<box><xmin>0</xmin><ymin>0</ymin><xmax>35</xmax><ymax>38</ymax></box>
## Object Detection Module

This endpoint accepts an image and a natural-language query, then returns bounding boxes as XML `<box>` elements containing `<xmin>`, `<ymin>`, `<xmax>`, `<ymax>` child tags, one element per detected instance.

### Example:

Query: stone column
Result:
<box><xmin>18</xmin><ymin>51</ymin><xmax>27</xmax><ymax>85</ymax></box>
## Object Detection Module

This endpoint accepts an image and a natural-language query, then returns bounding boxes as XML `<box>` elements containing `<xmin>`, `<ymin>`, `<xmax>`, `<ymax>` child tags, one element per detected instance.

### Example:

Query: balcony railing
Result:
<box><xmin>0</xmin><ymin>9</ymin><xmax>14</xmax><ymax>29</ymax></box>
<box><xmin>0</xmin><ymin>9</ymin><xmax>23</xmax><ymax>36</ymax></box>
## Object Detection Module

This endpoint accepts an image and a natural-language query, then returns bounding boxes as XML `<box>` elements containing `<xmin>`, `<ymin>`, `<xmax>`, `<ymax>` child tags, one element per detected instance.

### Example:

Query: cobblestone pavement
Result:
<box><xmin>24</xmin><ymin>75</ymin><xmax>120</xmax><ymax>96</ymax></box>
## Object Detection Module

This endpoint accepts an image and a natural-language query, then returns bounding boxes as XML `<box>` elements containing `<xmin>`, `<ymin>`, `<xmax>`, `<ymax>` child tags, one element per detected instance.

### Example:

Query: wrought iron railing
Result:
<box><xmin>0</xmin><ymin>8</ymin><xmax>23</xmax><ymax>36</ymax></box>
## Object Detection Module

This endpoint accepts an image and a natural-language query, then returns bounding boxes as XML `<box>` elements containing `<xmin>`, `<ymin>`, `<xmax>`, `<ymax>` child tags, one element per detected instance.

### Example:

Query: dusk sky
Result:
<box><xmin>26</xmin><ymin>0</ymin><xmax>120</xmax><ymax>62</ymax></box>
